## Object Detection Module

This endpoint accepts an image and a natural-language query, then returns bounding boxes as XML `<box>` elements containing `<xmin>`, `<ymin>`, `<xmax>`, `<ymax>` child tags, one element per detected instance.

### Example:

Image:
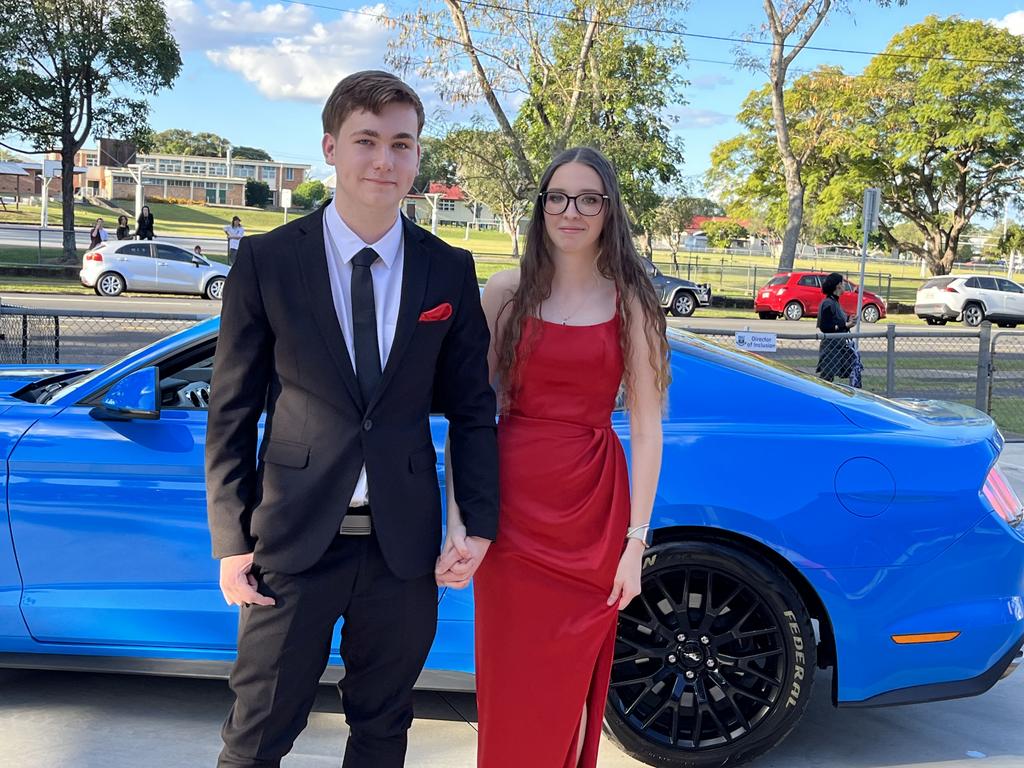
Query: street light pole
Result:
<box><xmin>855</xmin><ymin>188</ymin><xmax>882</xmax><ymax>338</ymax></box>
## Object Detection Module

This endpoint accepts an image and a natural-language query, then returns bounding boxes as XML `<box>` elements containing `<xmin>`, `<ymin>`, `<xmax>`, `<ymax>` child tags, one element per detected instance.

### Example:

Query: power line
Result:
<box><xmin>273</xmin><ymin>0</ymin><xmax>1024</xmax><ymax>68</ymax></box>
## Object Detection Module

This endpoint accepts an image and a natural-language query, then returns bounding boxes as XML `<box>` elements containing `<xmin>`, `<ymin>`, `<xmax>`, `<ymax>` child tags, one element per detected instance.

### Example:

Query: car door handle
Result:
<box><xmin>157</xmin><ymin>261</ymin><xmax>167</xmax><ymax>266</ymax></box>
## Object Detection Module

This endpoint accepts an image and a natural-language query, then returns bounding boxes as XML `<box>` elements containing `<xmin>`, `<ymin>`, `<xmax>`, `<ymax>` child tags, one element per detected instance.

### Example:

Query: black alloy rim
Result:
<box><xmin>610</xmin><ymin>566</ymin><xmax>788</xmax><ymax>751</ymax></box>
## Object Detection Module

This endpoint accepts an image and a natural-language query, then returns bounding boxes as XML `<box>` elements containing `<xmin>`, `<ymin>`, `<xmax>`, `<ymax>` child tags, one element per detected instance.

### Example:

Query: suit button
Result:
<box><xmin>363</xmin><ymin>419</ymin><xmax>373</xmax><ymax>431</ymax></box>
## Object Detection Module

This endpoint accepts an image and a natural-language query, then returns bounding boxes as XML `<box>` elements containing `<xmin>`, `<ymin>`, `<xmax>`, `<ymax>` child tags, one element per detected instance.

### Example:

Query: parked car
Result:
<box><xmin>755</xmin><ymin>271</ymin><xmax>887</xmax><ymax>322</ymax></box>
<box><xmin>80</xmin><ymin>240</ymin><xmax>228</xmax><ymax>299</ymax></box>
<box><xmin>0</xmin><ymin>319</ymin><xmax>1021</xmax><ymax>768</ymax></box>
<box><xmin>644</xmin><ymin>260</ymin><xmax>712</xmax><ymax>317</ymax></box>
<box><xmin>915</xmin><ymin>274</ymin><xmax>1024</xmax><ymax>327</ymax></box>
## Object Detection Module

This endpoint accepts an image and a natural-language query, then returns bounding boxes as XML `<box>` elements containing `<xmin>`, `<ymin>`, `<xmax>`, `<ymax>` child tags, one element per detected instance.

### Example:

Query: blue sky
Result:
<box><xmin>85</xmin><ymin>1</ymin><xmax>1024</xmax><ymax>190</ymax></box>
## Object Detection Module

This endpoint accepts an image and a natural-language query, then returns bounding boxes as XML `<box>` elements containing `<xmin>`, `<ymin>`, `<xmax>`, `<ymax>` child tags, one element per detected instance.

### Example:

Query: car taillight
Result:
<box><xmin>983</xmin><ymin>466</ymin><xmax>1024</xmax><ymax>528</ymax></box>
<box><xmin>85</xmin><ymin>252</ymin><xmax>103</xmax><ymax>262</ymax></box>
<box><xmin>943</xmin><ymin>286</ymin><xmax>959</xmax><ymax>293</ymax></box>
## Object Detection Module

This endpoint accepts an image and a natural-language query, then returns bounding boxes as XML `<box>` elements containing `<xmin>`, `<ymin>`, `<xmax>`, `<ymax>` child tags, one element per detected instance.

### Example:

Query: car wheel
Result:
<box><xmin>605</xmin><ymin>540</ymin><xmax>816</xmax><ymax>768</ymax></box>
<box><xmin>783</xmin><ymin>302</ymin><xmax>803</xmax><ymax>321</ymax></box>
<box><xmin>861</xmin><ymin>304</ymin><xmax>880</xmax><ymax>324</ymax></box>
<box><xmin>95</xmin><ymin>272</ymin><xmax>126</xmax><ymax>297</ymax></box>
<box><xmin>962</xmin><ymin>303</ymin><xmax>984</xmax><ymax>327</ymax></box>
<box><xmin>670</xmin><ymin>291</ymin><xmax>696</xmax><ymax>318</ymax></box>
<box><xmin>204</xmin><ymin>276</ymin><xmax>226</xmax><ymax>301</ymax></box>
<box><xmin>758</xmin><ymin>312</ymin><xmax>778</xmax><ymax>320</ymax></box>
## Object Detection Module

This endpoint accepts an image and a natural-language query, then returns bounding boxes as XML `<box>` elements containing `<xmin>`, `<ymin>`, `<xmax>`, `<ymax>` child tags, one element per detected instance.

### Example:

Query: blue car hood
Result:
<box><xmin>0</xmin><ymin>365</ymin><xmax>93</xmax><ymax>400</ymax></box>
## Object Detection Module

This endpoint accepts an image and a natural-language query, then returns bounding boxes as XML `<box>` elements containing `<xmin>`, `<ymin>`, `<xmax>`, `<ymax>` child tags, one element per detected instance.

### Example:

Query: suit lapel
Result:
<box><xmin>366</xmin><ymin>216</ymin><xmax>430</xmax><ymax>413</ymax></box>
<box><xmin>296</xmin><ymin>204</ymin><xmax>363</xmax><ymax>409</ymax></box>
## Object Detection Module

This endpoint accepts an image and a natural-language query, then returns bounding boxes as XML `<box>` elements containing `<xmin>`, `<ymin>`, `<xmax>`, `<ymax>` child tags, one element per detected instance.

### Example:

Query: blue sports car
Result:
<box><xmin>0</xmin><ymin>317</ymin><xmax>1022</xmax><ymax>768</ymax></box>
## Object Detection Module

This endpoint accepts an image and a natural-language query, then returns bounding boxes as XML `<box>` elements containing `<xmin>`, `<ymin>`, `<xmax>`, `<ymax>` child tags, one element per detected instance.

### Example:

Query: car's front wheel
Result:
<box><xmin>204</xmin><ymin>276</ymin><xmax>226</xmax><ymax>301</ymax></box>
<box><xmin>783</xmin><ymin>301</ymin><xmax>803</xmax><ymax>321</ymax></box>
<box><xmin>605</xmin><ymin>540</ymin><xmax>816</xmax><ymax>768</ymax></box>
<box><xmin>861</xmin><ymin>304</ymin><xmax>880</xmax><ymax>323</ymax></box>
<box><xmin>670</xmin><ymin>291</ymin><xmax>696</xmax><ymax>318</ymax></box>
<box><xmin>95</xmin><ymin>272</ymin><xmax>126</xmax><ymax>297</ymax></box>
<box><xmin>962</xmin><ymin>302</ymin><xmax>985</xmax><ymax>327</ymax></box>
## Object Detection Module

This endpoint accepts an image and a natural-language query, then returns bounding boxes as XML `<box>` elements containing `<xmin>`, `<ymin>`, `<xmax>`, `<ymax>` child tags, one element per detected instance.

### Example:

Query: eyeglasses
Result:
<box><xmin>539</xmin><ymin>191</ymin><xmax>608</xmax><ymax>217</ymax></box>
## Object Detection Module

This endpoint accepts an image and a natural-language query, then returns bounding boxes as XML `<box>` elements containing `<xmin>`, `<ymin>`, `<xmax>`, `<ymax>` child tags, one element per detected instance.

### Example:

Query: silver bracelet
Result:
<box><xmin>626</xmin><ymin>523</ymin><xmax>650</xmax><ymax>543</ymax></box>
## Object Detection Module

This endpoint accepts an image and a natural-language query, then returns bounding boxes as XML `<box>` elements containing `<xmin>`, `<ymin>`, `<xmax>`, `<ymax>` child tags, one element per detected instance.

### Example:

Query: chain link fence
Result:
<box><xmin>0</xmin><ymin>305</ymin><xmax>1021</xmax><ymax>439</ymax></box>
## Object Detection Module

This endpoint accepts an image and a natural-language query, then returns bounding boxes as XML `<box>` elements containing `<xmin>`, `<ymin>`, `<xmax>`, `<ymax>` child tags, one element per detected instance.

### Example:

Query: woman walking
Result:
<box><xmin>816</xmin><ymin>272</ymin><xmax>856</xmax><ymax>382</ymax></box>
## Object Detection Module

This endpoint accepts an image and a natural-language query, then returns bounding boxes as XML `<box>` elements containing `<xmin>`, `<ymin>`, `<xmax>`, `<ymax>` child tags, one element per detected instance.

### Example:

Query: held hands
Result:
<box><xmin>607</xmin><ymin>538</ymin><xmax>645</xmax><ymax>610</ymax></box>
<box><xmin>435</xmin><ymin>523</ymin><xmax>490</xmax><ymax>589</ymax></box>
<box><xmin>219</xmin><ymin>552</ymin><xmax>276</xmax><ymax>607</ymax></box>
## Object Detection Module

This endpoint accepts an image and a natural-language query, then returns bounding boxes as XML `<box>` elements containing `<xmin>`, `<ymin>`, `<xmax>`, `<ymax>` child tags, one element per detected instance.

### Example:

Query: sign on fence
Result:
<box><xmin>734</xmin><ymin>331</ymin><xmax>777</xmax><ymax>352</ymax></box>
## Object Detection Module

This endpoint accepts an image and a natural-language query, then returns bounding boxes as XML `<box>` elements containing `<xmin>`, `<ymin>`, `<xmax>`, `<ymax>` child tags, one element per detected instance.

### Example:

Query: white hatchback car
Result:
<box><xmin>914</xmin><ymin>273</ymin><xmax>1024</xmax><ymax>327</ymax></box>
<box><xmin>80</xmin><ymin>240</ymin><xmax>229</xmax><ymax>300</ymax></box>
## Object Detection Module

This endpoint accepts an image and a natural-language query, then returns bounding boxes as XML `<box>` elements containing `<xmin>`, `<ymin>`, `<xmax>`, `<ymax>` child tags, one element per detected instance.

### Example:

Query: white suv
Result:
<box><xmin>915</xmin><ymin>274</ymin><xmax>1024</xmax><ymax>328</ymax></box>
<box><xmin>80</xmin><ymin>240</ymin><xmax>229</xmax><ymax>299</ymax></box>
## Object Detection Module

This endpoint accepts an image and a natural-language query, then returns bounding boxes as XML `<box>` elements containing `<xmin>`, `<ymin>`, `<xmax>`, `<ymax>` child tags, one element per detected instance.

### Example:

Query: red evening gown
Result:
<box><xmin>474</xmin><ymin>314</ymin><xmax>631</xmax><ymax>767</ymax></box>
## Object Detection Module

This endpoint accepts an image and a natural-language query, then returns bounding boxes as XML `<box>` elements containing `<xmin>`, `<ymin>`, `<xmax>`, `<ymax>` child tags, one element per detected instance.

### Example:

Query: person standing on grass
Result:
<box><xmin>224</xmin><ymin>216</ymin><xmax>244</xmax><ymax>265</ymax></box>
<box><xmin>136</xmin><ymin>205</ymin><xmax>155</xmax><ymax>240</ymax></box>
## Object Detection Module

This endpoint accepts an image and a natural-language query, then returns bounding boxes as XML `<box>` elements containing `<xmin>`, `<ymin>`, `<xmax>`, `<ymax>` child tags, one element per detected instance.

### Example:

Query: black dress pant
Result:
<box><xmin>217</xmin><ymin>532</ymin><xmax>438</xmax><ymax>768</ymax></box>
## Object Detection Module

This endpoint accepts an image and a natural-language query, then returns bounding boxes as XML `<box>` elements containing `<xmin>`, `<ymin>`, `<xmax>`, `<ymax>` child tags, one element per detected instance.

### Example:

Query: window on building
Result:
<box><xmin>141</xmin><ymin>159</ymin><xmax>157</xmax><ymax>171</ymax></box>
<box><xmin>112</xmin><ymin>175</ymin><xmax>133</xmax><ymax>184</ymax></box>
<box><xmin>158</xmin><ymin>159</ymin><xmax>182</xmax><ymax>174</ymax></box>
<box><xmin>184</xmin><ymin>160</ymin><xmax>206</xmax><ymax>175</ymax></box>
<box><xmin>168</xmin><ymin>179</ymin><xmax>190</xmax><ymax>187</ymax></box>
<box><xmin>439</xmin><ymin>200</ymin><xmax>456</xmax><ymax>212</ymax></box>
<box><xmin>142</xmin><ymin>177</ymin><xmax>162</xmax><ymax>186</ymax></box>
<box><xmin>85</xmin><ymin>155</ymin><xmax>99</xmax><ymax>167</ymax></box>
<box><xmin>209</xmin><ymin>163</ymin><xmax>227</xmax><ymax>177</ymax></box>
<box><xmin>261</xmin><ymin>166</ymin><xmax>277</xmax><ymax>182</ymax></box>
<box><xmin>285</xmin><ymin>167</ymin><xmax>295</xmax><ymax>181</ymax></box>
<box><xmin>233</xmin><ymin>164</ymin><xmax>256</xmax><ymax>179</ymax></box>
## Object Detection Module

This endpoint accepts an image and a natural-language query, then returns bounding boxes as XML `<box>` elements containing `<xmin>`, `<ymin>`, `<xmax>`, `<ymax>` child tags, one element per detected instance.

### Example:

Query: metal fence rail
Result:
<box><xmin>0</xmin><ymin>306</ymin><xmax>1021</xmax><ymax>439</ymax></box>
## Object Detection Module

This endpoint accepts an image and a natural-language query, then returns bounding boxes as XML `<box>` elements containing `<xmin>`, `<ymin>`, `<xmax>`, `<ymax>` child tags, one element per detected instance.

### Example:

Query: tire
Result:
<box><xmin>861</xmin><ymin>304</ymin><xmax>880</xmax><ymax>324</ymax></box>
<box><xmin>757</xmin><ymin>312</ymin><xmax>778</xmax><ymax>320</ymax></box>
<box><xmin>783</xmin><ymin>302</ymin><xmax>803</xmax><ymax>321</ymax></box>
<box><xmin>962</xmin><ymin>303</ymin><xmax>985</xmax><ymax>327</ymax></box>
<box><xmin>204</xmin><ymin>276</ymin><xmax>226</xmax><ymax>301</ymax></box>
<box><xmin>605</xmin><ymin>540</ymin><xmax>816</xmax><ymax>768</ymax></box>
<box><xmin>95</xmin><ymin>272</ymin><xmax>126</xmax><ymax>297</ymax></box>
<box><xmin>670</xmin><ymin>291</ymin><xmax>697</xmax><ymax>318</ymax></box>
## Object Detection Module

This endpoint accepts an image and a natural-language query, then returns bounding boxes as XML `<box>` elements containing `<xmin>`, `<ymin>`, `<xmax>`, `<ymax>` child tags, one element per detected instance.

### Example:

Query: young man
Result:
<box><xmin>205</xmin><ymin>70</ymin><xmax>498</xmax><ymax>768</ymax></box>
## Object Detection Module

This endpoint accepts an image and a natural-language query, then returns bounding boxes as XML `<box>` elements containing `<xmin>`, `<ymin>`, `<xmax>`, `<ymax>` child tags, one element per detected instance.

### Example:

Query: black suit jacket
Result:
<box><xmin>205</xmin><ymin>205</ymin><xmax>499</xmax><ymax>578</ymax></box>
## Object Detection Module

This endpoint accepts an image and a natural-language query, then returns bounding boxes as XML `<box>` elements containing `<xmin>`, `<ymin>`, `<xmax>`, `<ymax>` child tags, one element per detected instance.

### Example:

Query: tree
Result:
<box><xmin>999</xmin><ymin>224</ymin><xmax>1024</xmax><ymax>259</ymax></box>
<box><xmin>245</xmin><ymin>179</ymin><xmax>271</xmax><ymax>208</ymax></box>
<box><xmin>148</xmin><ymin>129</ymin><xmax>229</xmax><ymax>157</ymax></box>
<box><xmin>843</xmin><ymin>17</ymin><xmax>1024</xmax><ymax>275</ymax></box>
<box><xmin>742</xmin><ymin>0</ymin><xmax>904</xmax><ymax>271</ymax></box>
<box><xmin>653</xmin><ymin>196</ymin><xmax>725</xmax><ymax>268</ymax></box>
<box><xmin>232</xmin><ymin>146</ymin><xmax>272</xmax><ymax>161</ymax></box>
<box><xmin>292</xmin><ymin>179</ymin><xmax>328</xmax><ymax>209</ymax></box>
<box><xmin>702</xmin><ymin>220</ymin><xmax>749</xmax><ymax>249</ymax></box>
<box><xmin>388</xmin><ymin>0</ymin><xmax>680</xmax><ymax>197</ymax></box>
<box><xmin>0</xmin><ymin>0</ymin><xmax>180</xmax><ymax>261</ymax></box>
<box><xmin>447</xmin><ymin>126</ymin><xmax>531</xmax><ymax>258</ymax></box>
<box><xmin>412</xmin><ymin>136</ymin><xmax>457</xmax><ymax>193</ymax></box>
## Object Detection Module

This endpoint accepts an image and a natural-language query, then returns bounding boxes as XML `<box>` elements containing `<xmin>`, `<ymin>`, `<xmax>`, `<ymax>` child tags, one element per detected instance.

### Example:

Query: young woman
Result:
<box><xmin>115</xmin><ymin>214</ymin><xmax>131</xmax><ymax>240</ymax></box>
<box><xmin>136</xmin><ymin>205</ymin><xmax>155</xmax><ymax>240</ymax></box>
<box><xmin>88</xmin><ymin>218</ymin><xmax>108</xmax><ymax>249</ymax></box>
<box><xmin>437</xmin><ymin>146</ymin><xmax>669</xmax><ymax>767</ymax></box>
<box><xmin>223</xmin><ymin>215</ymin><xmax>244</xmax><ymax>265</ymax></box>
<box><xmin>816</xmin><ymin>272</ymin><xmax>856</xmax><ymax>382</ymax></box>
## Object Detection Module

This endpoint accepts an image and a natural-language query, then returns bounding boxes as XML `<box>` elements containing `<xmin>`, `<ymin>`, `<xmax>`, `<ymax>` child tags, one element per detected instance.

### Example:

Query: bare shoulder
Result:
<box><xmin>482</xmin><ymin>268</ymin><xmax>520</xmax><ymax>305</ymax></box>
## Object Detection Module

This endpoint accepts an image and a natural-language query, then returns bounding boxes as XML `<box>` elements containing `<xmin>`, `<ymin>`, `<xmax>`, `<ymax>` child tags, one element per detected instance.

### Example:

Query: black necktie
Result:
<box><xmin>351</xmin><ymin>247</ymin><xmax>381</xmax><ymax>407</ymax></box>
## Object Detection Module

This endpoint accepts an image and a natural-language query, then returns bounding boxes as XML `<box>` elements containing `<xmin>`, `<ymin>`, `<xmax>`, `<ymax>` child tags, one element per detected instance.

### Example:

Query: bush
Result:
<box><xmin>702</xmin><ymin>220</ymin><xmax>749</xmax><ymax>249</ymax></box>
<box><xmin>245</xmin><ymin>179</ymin><xmax>272</xmax><ymax>208</ymax></box>
<box><xmin>292</xmin><ymin>179</ymin><xmax>328</xmax><ymax>209</ymax></box>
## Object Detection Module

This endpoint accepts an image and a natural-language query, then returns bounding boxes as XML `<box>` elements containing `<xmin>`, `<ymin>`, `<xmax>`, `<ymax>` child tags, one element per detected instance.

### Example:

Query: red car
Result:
<box><xmin>754</xmin><ymin>271</ymin><xmax>887</xmax><ymax>322</ymax></box>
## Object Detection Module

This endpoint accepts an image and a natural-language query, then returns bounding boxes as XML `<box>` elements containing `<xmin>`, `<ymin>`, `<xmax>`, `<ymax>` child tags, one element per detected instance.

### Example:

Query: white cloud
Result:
<box><xmin>203</xmin><ymin>5</ymin><xmax>395</xmax><ymax>101</ymax></box>
<box><xmin>167</xmin><ymin>0</ymin><xmax>316</xmax><ymax>50</ymax></box>
<box><xmin>690</xmin><ymin>73</ymin><xmax>734</xmax><ymax>91</ymax></box>
<box><xmin>673</xmin><ymin>107</ymin><xmax>731</xmax><ymax>129</ymax></box>
<box><xmin>989</xmin><ymin>11</ymin><xmax>1024</xmax><ymax>36</ymax></box>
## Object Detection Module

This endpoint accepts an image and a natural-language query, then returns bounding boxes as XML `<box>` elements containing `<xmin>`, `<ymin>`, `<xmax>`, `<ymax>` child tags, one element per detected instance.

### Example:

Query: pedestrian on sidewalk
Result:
<box><xmin>115</xmin><ymin>215</ymin><xmax>131</xmax><ymax>240</ymax></box>
<box><xmin>223</xmin><ymin>216</ymin><xmax>244</xmax><ymax>265</ymax></box>
<box><xmin>816</xmin><ymin>272</ymin><xmax>857</xmax><ymax>383</ymax></box>
<box><xmin>88</xmin><ymin>218</ymin><xmax>109</xmax><ymax>249</ymax></box>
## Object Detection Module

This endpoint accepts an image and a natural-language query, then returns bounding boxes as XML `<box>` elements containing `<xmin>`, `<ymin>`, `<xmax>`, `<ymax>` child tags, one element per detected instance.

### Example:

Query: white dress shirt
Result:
<box><xmin>323</xmin><ymin>203</ymin><xmax>405</xmax><ymax>507</ymax></box>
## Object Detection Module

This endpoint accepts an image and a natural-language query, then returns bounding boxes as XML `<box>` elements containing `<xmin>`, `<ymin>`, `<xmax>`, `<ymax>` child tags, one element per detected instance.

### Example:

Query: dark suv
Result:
<box><xmin>644</xmin><ymin>262</ymin><xmax>712</xmax><ymax>317</ymax></box>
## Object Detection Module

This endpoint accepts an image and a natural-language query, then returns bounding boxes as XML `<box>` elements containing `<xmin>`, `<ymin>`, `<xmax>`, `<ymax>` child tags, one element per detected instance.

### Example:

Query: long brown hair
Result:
<box><xmin>495</xmin><ymin>147</ymin><xmax>670</xmax><ymax>409</ymax></box>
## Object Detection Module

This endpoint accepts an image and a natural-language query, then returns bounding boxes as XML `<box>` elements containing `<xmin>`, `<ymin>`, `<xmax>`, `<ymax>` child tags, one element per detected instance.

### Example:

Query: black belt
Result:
<box><xmin>341</xmin><ymin>506</ymin><xmax>372</xmax><ymax>536</ymax></box>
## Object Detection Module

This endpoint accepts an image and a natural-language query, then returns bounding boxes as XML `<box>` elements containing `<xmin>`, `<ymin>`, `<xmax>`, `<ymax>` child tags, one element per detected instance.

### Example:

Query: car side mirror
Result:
<box><xmin>90</xmin><ymin>366</ymin><xmax>160</xmax><ymax>421</ymax></box>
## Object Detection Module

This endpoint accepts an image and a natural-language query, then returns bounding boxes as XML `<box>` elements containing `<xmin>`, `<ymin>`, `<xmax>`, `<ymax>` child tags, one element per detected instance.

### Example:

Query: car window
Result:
<box><xmin>977</xmin><ymin>277</ymin><xmax>999</xmax><ymax>291</ymax></box>
<box><xmin>842</xmin><ymin>281</ymin><xmax>855</xmax><ymax>292</ymax></box>
<box><xmin>996</xmin><ymin>278</ymin><xmax>1024</xmax><ymax>294</ymax></box>
<box><xmin>117</xmin><ymin>243</ymin><xmax>152</xmax><ymax>258</ymax></box>
<box><xmin>797</xmin><ymin>275</ymin><xmax>821</xmax><ymax>287</ymax></box>
<box><xmin>156</xmin><ymin>244</ymin><xmax>194</xmax><ymax>263</ymax></box>
<box><xmin>766</xmin><ymin>276</ymin><xmax>789</xmax><ymax>287</ymax></box>
<box><xmin>922</xmin><ymin>277</ymin><xmax>955</xmax><ymax>290</ymax></box>
<box><xmin>964</xmin><ymin>277</ymin><xmax>980</xmax><ymax>289</ymax></box>
<box><xmin>157</xmin><ymin>344</ymin><xmax>216</xmax><ymax>410</ymax></box>
<box><xmin>645</xmin><ymin>262</ymin><xmax>659</xmax><ymax>278</ymax></box>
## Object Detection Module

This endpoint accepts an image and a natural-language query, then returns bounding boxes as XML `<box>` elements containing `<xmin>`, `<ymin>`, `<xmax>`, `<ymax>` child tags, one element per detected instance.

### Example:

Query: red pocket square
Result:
<box><xmin>419</xmin><ymin>303</ymin><xmax>453</xmax><ymax>322</ymax></box>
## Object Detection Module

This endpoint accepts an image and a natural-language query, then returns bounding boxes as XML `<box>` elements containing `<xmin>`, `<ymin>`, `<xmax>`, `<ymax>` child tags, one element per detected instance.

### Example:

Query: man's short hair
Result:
<box><xmin>321</xmin><ymin>71</ymin><xmax>425</xmax><ymax>138</ymax></box>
